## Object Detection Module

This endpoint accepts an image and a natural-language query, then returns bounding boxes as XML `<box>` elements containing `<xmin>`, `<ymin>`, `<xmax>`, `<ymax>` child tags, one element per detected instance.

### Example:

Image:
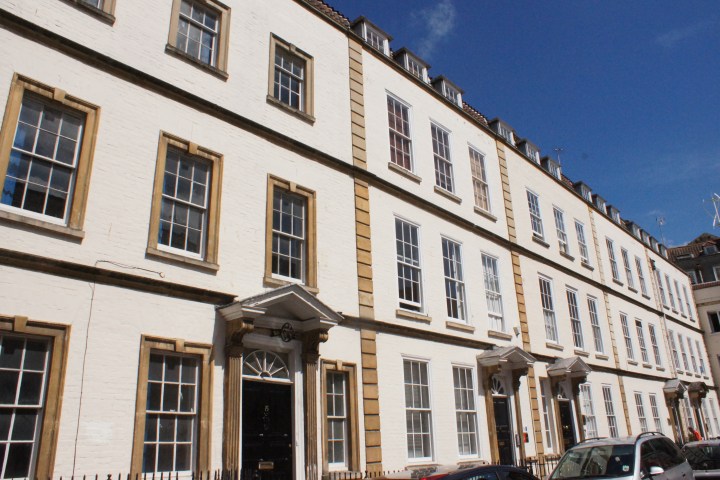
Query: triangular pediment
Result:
<box><xmin>547</xmin><ymin>356</ymin><xmax>592</xmax><ymax>378</ymax></box>
<box><xmin>477</xmin><ymin>345</ymin><xmax>536</xmax><ymax>369</ymax></box>
<box><xmin>217</xmin><ymin>284</ymin><xmax>343</xmax><ymax>331</ymax></box>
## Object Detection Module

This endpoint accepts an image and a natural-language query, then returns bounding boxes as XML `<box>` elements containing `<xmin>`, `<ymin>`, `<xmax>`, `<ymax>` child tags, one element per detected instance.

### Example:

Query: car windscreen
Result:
<box><xmin>550</xmin><ymin>444</ymin><xmax>635</xmax><ymax>480</ymax></box>
<box><xmin>682</xmin><ymin>444</ymin><xmax>720</xmax><ymax>470</ymax></box>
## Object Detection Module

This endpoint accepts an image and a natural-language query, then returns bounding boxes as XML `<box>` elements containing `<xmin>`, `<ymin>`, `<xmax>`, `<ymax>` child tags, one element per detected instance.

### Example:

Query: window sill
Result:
<box><xmin>612</xmin><ymin>278</ymin><xmax>624</xmax><ymax>287</ymax></box>
<box><xmin>446</xmin><ymin>320</ymin><xmax>475</xmax><ymax>333</ymax></box>
<box><xmin>695</xmin><ymin>373</ymin><xmax>702</xmax><ymax>378</ymax></box>
<box><xmin>656</xmin><ymin>366</ymin><xmax>666</xmax><ymax>372</ymax></box>
<box><xmin>147</xmin><ymin>246</ymin><xmax>219</xmax><ymax>272</ymax></box>
<box><xmin>396</xmin><ymin>309</ymin><xmax>431</xmax><ymax>323</ymax></box>
<box><xmin>574</xmin><ymin>349</ymin><xmax>590</xmax><ymax>357</ymax></box>
<box><xmin>581</xmin><ymin>261</ymin><xmax>594</xmax><ymax>271</ymax></box>
<box><xmin>595</xmin><ymin>353</ymin><xmax>609</xmax><ymax>361</ymax></box>
<box><xmin>62</xmin><ymin>0</ymin><xmax>115</xmax><ymax>24</ymax></box>
<box><xmin>266</xmin><ymin>94</ymin><xmax>316</xmax><ymax>124</ymax></box>
<box><xmin>627</xmin><ymin>360</ymin><xmax>638</xmax><ymax>366</ymax></box>
<box><xmin>560</xmin><ymin>251</ymin><xmax>575</xmax><ymax>261</ymax></box>
<box><xmin>488</xmin><ymin>329</ymin><xmax>512</xmax><ymax>340</ymax></box>
<box><xmin>642</xmin><ymin>363</ymin><xmax>653</xmax><ymax>369</ymax></box>
<box><xmin>388</xmin><ymin>162</ymin><xmax>422</xmax><ymax>183</ymax></box>
<box><xmin>433</xmin><ymin>186</ymin><xmax>462</xmax><ymax>204</ymax></box>
<box><xmin>474</xmin><ymin>207</ymin><xmax>497</xmax><ymax>222</ymax></box>
<box><xmin>546</xmin><ymin>342</ymin><xmax>564</xmax><ymax>351</ymax></box>
<box><xmin>642</xmin><ymin>294</ymin><xmax>651</xmax><ymax>300</ymax></box>
<box><xmin>165</xmin><ymin>44</ymin><xmax>229</xmax><ymax>80</ymax></box>
<box><xmin>0</xmin><ymin>209</ymin><xmax>84</xmax><ymax>240</ymax></box>
<box><xmin>628</xmin><ymin>286</ymin><xmax>638</xmax><ymax>293</ymax></box>
<box><xmin>263</xmin><ymin>275</ymin><xmax>319</xmax><ymax>294</ymax></box>
<box><xmin>532</xmin><ymin>235</ymin><xmax>550</xmax><ymax>248</ymax></box>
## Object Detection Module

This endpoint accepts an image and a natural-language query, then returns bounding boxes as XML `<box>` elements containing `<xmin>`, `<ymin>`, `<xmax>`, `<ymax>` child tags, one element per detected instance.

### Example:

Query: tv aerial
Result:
<box><xmin>703</xmin><ymin>193</ymin><xmax>720</xmax><ymax>228</ymax></box>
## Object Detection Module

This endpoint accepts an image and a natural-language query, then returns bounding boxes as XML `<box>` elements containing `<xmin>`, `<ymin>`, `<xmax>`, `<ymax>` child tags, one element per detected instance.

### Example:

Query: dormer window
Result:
<box><xmin>541</xmin><ymin>157</ymin><xmax>561</xmax><ymax>179</ymax></box>
<box><xmin>490</xmin><ymin>119</ymin><xmax>515</xmax><ymax>146</ymax></box>
<box><xmin>650</xmin><ymin>238</ymin><xmax>659</xmax><ymax>251</ymax></box>
<box><xmin>704</xmin><ymin>245</ymin><xmax>719</xmax><ymax>255</ymax></box>
<box><xmin>518</xmin><ymin>140</ymin><xmax>540</xmax><ymax>164</ymax></box>
<box><xmin>593</xmin><ymin>194</ymin><xmax>606</xmax><ymax>212</ymax></box>
<box><xmin>498</xmin><ymin>124</ymin><xmax>514</xmax><ymax>145</ymax></box>
<box><xmin>607</xmin><ymin>206</ymin><xmax>621</xmax><ymax>224</ymax></box>
<box><xmin>351</xmin><ymin>17</ymin><xmax>391</xmax><ymax>56</ymax></box>
<box><xmin>641</xmin><ymin>231</ymin><xmax>650</xmax><ymax>245</ymax></box>
<box><xmin>394</xmin><ymin>48</ymin><xmax>429</xmax><ymax>83</ymax></box>
<box><xmin>431</xmin><ymin>76</ymin><xmax>463</xmax><ymax>107</ymax></box>
<box><xmin>366</xmin><ymin>27</ymin><xmax>386</xmax><ymax>52</ymax></box>
<box><xmin>573</xmin><ymin>182</ymin><xmax>592</xmax><ymax>202</ymax></box>
<box><xmin>627</xmin><ymin>222</ymin><xmax>641</xmax><ymax>238</ymax></box>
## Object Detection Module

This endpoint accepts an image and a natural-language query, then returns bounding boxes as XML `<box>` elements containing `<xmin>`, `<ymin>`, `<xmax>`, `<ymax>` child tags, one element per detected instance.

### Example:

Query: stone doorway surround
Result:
<box><xmin>663</xmin><ymin>379</ymin><xmax>687</xmax><ymax>443</ymax></box>
<box><xmin>477</xmin><ymin>346</ymin><xmax>536</xmax><ymax>463</ymax></box>
<box><xmin>217</xmin><ymin>284</ymin><xmax>343</xmax><ymax>480</ymax></box>
<box><xmin>546</xmin><ymin>356</ymin><xmax>592</xmax><ymax>452</ymax></box>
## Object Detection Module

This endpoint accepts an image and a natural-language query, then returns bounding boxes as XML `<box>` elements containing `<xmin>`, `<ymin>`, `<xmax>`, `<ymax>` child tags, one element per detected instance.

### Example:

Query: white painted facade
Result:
<box><xmin>0</xmin><ymin>1</ymin><xmax>716</xmax><ymax>479</ymax></box>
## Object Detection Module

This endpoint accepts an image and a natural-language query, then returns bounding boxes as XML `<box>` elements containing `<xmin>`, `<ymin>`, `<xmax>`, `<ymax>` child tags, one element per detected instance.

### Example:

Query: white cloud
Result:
<box><xmin>656</xmin><ymin>20</ymin><xmax>716</xmax><ymax>48</ymax></box>
<box><xmin>413</xmin><ymin>0</ymin><xmax>457</xmax><ymax>58</ymax></box>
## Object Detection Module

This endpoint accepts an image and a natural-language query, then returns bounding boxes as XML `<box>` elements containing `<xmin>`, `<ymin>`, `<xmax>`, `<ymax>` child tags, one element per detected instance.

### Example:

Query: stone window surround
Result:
<box><xmin>147</xmin><ymin>131</ymin><xmax>223</xmax><ymax>271</ymax></box>
<box><xmin>320</xmin><ymin>360</ymin><xmax>359</xmax><ymax>474</ymax></box>
<box><xmin>129</xmin><ymin>335</ymin><xmax>213</xmax><ymax>475</ymax></box>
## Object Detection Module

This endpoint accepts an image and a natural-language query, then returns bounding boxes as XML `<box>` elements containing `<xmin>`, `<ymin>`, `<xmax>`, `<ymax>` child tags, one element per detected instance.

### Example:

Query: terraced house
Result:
<box><xmin>0</xmin><ymin>0</ymin><xmax>716</xmax><ymax>479</ymax></box>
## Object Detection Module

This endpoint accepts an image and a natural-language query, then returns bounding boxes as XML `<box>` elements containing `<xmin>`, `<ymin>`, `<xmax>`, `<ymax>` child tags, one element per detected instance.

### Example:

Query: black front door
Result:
<box><xmin>242</xmin><ymin>380</ymin><xmax>292</xmax><ymax>480</ymax></box>
<box><xmin>558</xmin><ymin>400</ymin><xmax>576</xmax><ymax>452</ymax></box>
<box><xmin>493</xmin><ymin>397</ymin><xmax>514</xmax><ymax>465</ymax></box>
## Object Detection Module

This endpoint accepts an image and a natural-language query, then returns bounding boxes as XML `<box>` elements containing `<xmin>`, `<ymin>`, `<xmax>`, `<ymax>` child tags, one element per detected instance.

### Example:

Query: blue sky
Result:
<box><xmin>325</xmin><ymin>0</ymin><xmax>720</xmax><ymax>246</ymax></box>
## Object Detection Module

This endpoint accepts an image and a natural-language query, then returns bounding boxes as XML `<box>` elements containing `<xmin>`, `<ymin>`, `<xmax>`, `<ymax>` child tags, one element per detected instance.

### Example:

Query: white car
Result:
<box><xmin>549</xmin><ymin>433</ymin><xmax>693</xmax><ymax>480</ymax></box>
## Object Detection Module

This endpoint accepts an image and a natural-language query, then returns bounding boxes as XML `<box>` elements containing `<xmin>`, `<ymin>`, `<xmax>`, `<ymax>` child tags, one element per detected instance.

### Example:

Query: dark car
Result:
<box><xmin>378</xmin><ymin>464</ymin><xmax>541</xmax><ymax>480</ymax></box>
<box><xmin>682</xmin><ymin>439</ymin><xmax>720</xmax><ymax>479</ymax></box>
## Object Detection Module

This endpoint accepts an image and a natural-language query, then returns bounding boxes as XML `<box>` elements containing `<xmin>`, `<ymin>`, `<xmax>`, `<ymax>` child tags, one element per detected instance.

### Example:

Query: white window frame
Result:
<box><xmin>635</xmin><ymin>256</ymin><xmax>649</xmax><ymax>296</ymax></box>
<box><xmin>602</xmin><ymin>385</ymin><xmax>618</xmax><ymax>437</ymax></box>
<box><xmin>579</xmin><ymin>384</ymin><xmax>598</xmax><ymax>438</ymax></box>
<box><xmin>540</xmin><ymin>380</ymin><xmax>555</xmax><ymax>450</ymax></box>
<box><xmin>527</xmin><ymin>190</ymin><xmax>544</xmax><ymax>240</ymax></box>
<box><xmin>674</xmin><ymin>280</ymin><xmax>685</xmax><ymax>315</ymax></box>
<box><xmin>143</xmin><ymin>351</ymin><xmax>200</xmax><ymax>473</ymax></box>
<box><xmin>566</xmin><ymin>288</ymin><xmax>584</xmax><ymax>350</ymax></box>
<box><xmin>621</xmin><ymin>248</ymin><xmax>635</xmax><ymax>289</ymax></box>
<box><xmin>697</xmin><ymin>340</ymin><xmax>707</xmax><ymax>375</ymax></box>
<box><xmin>688</xmin><ymin>337</ymin><xmax>698</xmax><ymax>373</ymax></box>
<box><xmin>683</xmin><ymin>286</ymin><xmax>693</xmax><ymax>320</ymax></box>
<box><xmin>648</xmin><ymin>324</ymin><xmax>662</xmax><ymax>366</ymax></box>
<box><xmin>678</xmin><ymin>333</ymin><xmax>690</xmax><ymax>371</ymax></box>
<box><xmin>431</xmin><ymin>123</ymin><xmax>454</xmax><ymax>193</ymax></box>
<box><xmin>539</xmin><ymin>276</ymin><xmax>558</xmax><ymax>342</ymax></box>
<box><xmin>620</xmin><ymin>313</ymin><xmax>635</xmax><ymax>360</ymax></box>
<box><xmin>634</xmin><ymin>392</ymin><xmax>648</xmax><ymax>432</ymax></box>
<box><xmin>442</xmin><ymin>237</ymin><xmax>467</xmax><ymax>322</ymax></box>
<box><xmin>452</xmin><ymin>366</ymin><xmax>479</xmax><ymax>458</ymax></box>
<box><xmin>606</xmin><ymin>238</ymin><xmax>620</xmax><ymax>282</ymax></box>
<box><xmin>669</xmin><ymin>331</ymin><xmax>681</xmax><ymax>370</ymax></box>
<box><xmin>482</xmin><ymin>253</ymin><xmax>505</xmax><ymax>332</ymax></box>
<box><xmin>587</xmin><ymin>296</ymin><xmax>604</xmax><ymax>354</ymax></box>
<box><xmin>469</xmin><ymin>146</ymin><xmax>491</xmax><ymax>213</ymax></box>
<box><xmin>0</xmin><ymin>335</ymin><xmax>51</xmax><ymax>480</ymax></box>
<box><xmin>403</xmin><ymin>358</ymin><xmax>433</xmax><ymax>461</ymax></box>
<box><xmin>386</xmin><ymin>93</ymin><xmax>414</xmax><ymax>172</ymax></box>
<box><xmin>648</xmin><ymin>394</ymin><xmax>663</xmax><ymax>433</ymax></box>
<box><xmin>326</xmin><ymin>371</ymin><xmax>349</xmax><ymax>469</ymax></box>
<box><xmin>553</xmin><ymin>207</ymin><xmax>570</xmax><ymax>255</ymax></box>
<box><xmin>396</xmin><ymin>217</ymin><xmax>423</xmax><ymax>312</ymax></box>
<box><xmin>666</xmin><ymin>274</ymin><xmax>676</xmax><ymax>310</ymax></box>
<box><xmin>635</xmin><ymin>319</ymin><xmax>649</xmax><ymax>364</ymax></box>
<box><xmin>575</xmin><ymin>220</ymin><xmax>590</xmax><ymax>265</ymax></box>
<box><xmin>656</xmin><ymin>270</ymin><xmax>667</xmax><ymax>306</ymax></box>
<box><xmin>271</xmin><ymin>188</ymin><xmax>307</xmax><ymax>282</ymax></box>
